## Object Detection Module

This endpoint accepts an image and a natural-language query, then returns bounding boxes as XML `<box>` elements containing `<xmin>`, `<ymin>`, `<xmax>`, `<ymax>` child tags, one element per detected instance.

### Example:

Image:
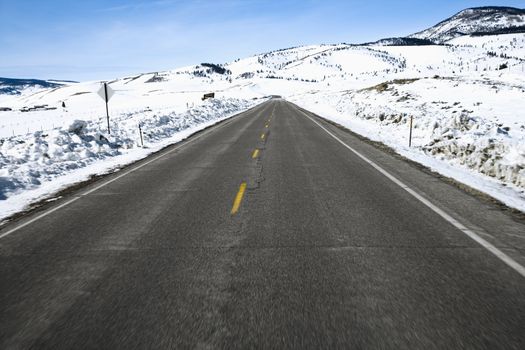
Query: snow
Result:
<box><xmin>1</xmin><ymin>30</ymin><xmax>525</xmax><ymax>219</ymax></box>
<box><xmin>448</xmin><ymin>33</ymin><xmax>525</xmax><ymax>58</ymax></box>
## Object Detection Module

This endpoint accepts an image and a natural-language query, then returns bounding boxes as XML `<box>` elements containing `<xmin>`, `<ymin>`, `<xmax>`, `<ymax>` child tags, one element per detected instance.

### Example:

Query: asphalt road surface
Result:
<box><xmin>1</xmin><ymin>99</ymin><xmax>524</xmax><ymax>349</ymax></box>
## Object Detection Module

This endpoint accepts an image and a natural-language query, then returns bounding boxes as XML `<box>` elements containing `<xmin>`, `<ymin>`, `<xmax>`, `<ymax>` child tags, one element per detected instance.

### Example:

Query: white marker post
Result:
<box><xmin>97</xmin><ymin>82</ymin><xmax>115</xmax><ymax>134</ymax></box>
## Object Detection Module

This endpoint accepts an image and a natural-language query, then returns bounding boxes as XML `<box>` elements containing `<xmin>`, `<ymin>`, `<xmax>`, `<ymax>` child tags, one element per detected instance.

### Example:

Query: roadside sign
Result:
<box><xmin>97</xmin><ymin>82</ymin><xmax>114</xmax><ymax>133</ymax></box>
<box><xmin>97</xmin><ymin>83</ymin><xmax>114</xmax><ymax>102</ymax></box>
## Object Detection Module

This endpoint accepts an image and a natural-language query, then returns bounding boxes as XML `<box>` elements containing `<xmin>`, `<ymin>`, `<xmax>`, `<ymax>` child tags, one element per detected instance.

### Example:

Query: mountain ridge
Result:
<box><xmin>0</xmin><ymin>77</ymin><xmax>63</xmax><ymax>95</ymax></box>
<box><xmin>2</xmin><ymin>6</ymin><xmax>525</xmax><ymax>87</ymax></box>
<box><xmin>409</xmin><ymin>6</ymin><xmax>525</xmax><ymax>43</ymax></box>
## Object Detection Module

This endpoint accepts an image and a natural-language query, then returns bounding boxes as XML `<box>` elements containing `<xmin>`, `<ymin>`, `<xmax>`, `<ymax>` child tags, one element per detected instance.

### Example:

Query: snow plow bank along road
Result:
<box><xmin>1</xmin><ymin>99</ymin><xmax>524</xmax><ymax>349</ymax></box>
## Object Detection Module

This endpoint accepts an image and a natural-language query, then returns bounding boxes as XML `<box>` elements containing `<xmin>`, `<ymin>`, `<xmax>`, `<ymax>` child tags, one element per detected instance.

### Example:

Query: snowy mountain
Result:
<box><xmin>409</xmin><ymin>6</ymin><xmax>525</xmax><ymax>43</ymax></box>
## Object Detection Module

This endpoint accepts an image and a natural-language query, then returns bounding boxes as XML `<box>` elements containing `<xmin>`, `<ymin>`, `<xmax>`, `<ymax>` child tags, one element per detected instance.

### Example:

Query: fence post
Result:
<box><xmin>409</xmin><ymin>115</ymin><xmax>413</xmax><ymax>147</ymax></box>
<box><xmin>139</xmin><ymin>123</ymin><xmax>144</xmax><ymax>147</ymax></box>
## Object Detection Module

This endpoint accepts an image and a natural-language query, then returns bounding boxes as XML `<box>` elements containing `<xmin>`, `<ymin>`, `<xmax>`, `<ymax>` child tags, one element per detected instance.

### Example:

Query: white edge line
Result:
<box><xmin>299</xmin><ymin>108</ymin><xmax>525</xmax><ymax>278</ymax></box>
<box><xmin>0</xmin><ymin>102</ymin><xmax>268</xmax><ymax>240</ymax></box>
<box><xmin>0</xmin><ymin>197</ymin><xmax>81</xmax><ymax>239</ymax></box>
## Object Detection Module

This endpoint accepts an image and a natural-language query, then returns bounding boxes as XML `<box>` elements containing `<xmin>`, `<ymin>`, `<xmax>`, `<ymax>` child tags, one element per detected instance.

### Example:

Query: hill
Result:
<box><xmin>0</xmin><ymin>77</ymin><xmax>63</xmax><ymax>95</ymax></box>
<box><xmin>409</xmin><ymin>6</ymin><xmax>525</xmax><ymax>43</ymax></box>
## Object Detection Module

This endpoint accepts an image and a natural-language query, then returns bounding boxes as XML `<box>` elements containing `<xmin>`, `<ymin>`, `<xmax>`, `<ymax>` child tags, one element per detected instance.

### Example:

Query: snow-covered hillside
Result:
<box><xmin>1</xmin><ymin>9</ymin><xmax>525</xmax><ymax>219</ymax></box>
<box><xmin>0</xmin><ymin>77</ymin><xmax>67</xmax><ymax>97</ymax></box>
<box><xmin>409</xmin><ymin>6</ymin><xmax>525</xmax><ymax>43</ymax></box>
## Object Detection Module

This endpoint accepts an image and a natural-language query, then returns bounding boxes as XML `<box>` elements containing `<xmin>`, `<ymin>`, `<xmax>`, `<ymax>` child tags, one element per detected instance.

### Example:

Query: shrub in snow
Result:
<box><xmin>68</xmin><ymin>120</ymin><xmax>88</xmax><ymax>135</ymax></box>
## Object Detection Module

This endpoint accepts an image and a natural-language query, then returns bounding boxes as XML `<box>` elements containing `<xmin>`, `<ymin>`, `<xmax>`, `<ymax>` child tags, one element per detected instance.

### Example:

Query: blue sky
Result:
<box><xmin>0</xmin><ymin>0</ymin><xmax>523</xmax><ymax>81</ymax></box>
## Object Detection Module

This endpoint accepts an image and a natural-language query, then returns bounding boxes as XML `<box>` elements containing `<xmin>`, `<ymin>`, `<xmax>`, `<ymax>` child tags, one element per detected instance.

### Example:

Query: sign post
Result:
<box><xmin>97</xmin><ymin>82</ymin><xmax>114</xmax><ymax>134</ymax></box>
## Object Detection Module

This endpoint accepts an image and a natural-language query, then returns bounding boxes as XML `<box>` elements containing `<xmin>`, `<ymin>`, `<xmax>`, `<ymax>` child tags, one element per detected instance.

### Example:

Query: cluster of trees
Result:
<box><xmin>200</xmin><ymin>63</ymin><xmax>231</xmax><ymax>75</ymax></box>
<box><xmin>191</xmin><ymin>63</ymin><xmax>232</xmax><ymax>78</ymax></box>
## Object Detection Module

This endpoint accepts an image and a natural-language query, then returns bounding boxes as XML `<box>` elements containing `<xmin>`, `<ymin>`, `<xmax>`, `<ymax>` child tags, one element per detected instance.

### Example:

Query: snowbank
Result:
<box><xmin>290</xmin><ymin>76</ymin><xmax>525</xmax><ymax>212</ymax></box>
<box><xmin>0</xmin><ymin>98</ymin><xmax>261</xmax><ymax>222</ymax></box>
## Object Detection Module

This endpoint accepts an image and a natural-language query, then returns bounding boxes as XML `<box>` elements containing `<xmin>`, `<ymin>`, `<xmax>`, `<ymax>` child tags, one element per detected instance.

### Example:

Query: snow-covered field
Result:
<box><xmin>1</xmin><ymin>32</ymin><xmax>524</xmax><ymax>220</ymax></box>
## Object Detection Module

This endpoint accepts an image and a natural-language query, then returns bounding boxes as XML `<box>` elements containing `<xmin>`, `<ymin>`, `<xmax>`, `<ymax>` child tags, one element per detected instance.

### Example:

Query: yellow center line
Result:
<box><xmin>265</xmin><ymin>124</ymin><xmax>269</xmax><ymax>128</ymax></box>
<box><xmin>252</xmin><ymin>149</ymin><xmax>259</xmax><ymax>159</ymax></box>
<box><xmin>261</xmin><ymin>133</ymin><xmax>265</xmax><ymax>140</ymax></box>
<box><xmin>231</xmin><ymin>182</ymin><xmax>247</xmax><ymax>215</ymax></box>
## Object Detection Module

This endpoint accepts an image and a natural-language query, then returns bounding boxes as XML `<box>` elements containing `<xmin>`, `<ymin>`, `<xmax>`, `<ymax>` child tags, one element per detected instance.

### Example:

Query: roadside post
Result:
<box><xmin>97</xmin><ymin>82</ymin><xmax>115</xmax><ymax>134</ymax></box>
<box><xmin>409</xmin><ymin>115</ymin><xmax>413</xmax><ymax>147</ymax></box>
<box><xmin>139</xmin><ymin>122</ymin><xmax>144</xmax><ymax>147</ymax></box>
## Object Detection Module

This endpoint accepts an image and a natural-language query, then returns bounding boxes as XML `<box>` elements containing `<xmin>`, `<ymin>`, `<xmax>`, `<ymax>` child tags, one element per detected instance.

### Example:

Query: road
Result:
<box><xmin>1</xmin><ymin>99</ymin><xmax>524</xmax><ymax>349</ymax></box>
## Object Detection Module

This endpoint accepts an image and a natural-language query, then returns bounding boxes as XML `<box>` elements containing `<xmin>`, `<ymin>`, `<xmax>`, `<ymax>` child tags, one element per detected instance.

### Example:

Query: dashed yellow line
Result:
<box><xmin>231</xmin><ymin>182</ymin><xmax>247</xmax><ymax>215</ymax></box>
<box><xmin>261</xmin><ymin>133</ymin><xmax>265</xmax><ymax>140</ymax></box>
<box><xmin>265</xmin><ymin>124</ymin><xmax>269</xmax><ymax>128</ymax></box>
<box><xmin>252</xmin><ymin>149</ymin><xmax>259</xmax><ymax>159</ymax></box>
